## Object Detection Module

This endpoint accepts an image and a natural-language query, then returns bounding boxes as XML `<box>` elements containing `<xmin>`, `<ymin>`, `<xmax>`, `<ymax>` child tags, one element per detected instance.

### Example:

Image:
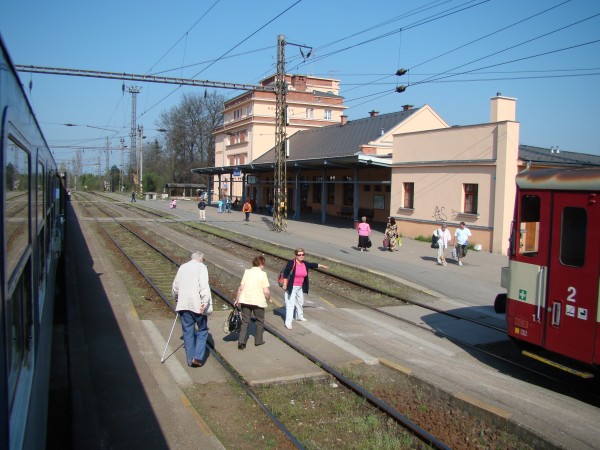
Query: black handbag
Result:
<box><xmin>223</xmin><ymin>307</ymin><xmax>242</xmax><ymax>333</ymax></box>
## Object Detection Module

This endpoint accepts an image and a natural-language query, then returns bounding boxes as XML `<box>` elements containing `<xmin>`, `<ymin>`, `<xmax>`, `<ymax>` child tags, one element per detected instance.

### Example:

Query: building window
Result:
<box><xmin>364</xmin><ymin>185</ymin><xmax>371</xmax><ymax>192</ymax></box>
<box><xmin>403</xmin><ymin>182</ymin><xmax>414</xmax><ymax>209</ymax></box>
<box><xmin>324</xmin><ymin>109</ymin><xmax>332</xmax><ymax>120</ymax></box>
<box><xmin>233</xmin><ymin>109</ymin><xmax>242</xmax><ymax>120</ymax></box>
<box><xmin>306</xmin><ymin>108</ymin><xmax>314</xmax><ymax>119</ymax></box>
<box><xmin>343</xmin><ymin>176</ymin><xmax>353</xmax><ymax>206</ymax></box>
<box><xmin>464</xmin><ymin>184</ymin><xmax>478</xmax><ymax>214</ymax></box>
<box><xmin>327</xmin><ymin>175</ymin><xmax>335</xmax><ymax>204</ymax></box>
<box><xmin>228</xmin><ymin>130</ymin><xmax>247</xmax><ymax>145</ymax></box>
<box><xmin>313</xmin><ymin>176</ymin><xmax>322</xmax><ymax>203</ymax></box>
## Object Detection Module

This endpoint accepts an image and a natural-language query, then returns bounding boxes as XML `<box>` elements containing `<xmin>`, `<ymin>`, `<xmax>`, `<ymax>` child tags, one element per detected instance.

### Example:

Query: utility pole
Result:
<box><xmin>138</xmin><ymin>125</ymin><xmax>144</xmax><ymax>199</ymax></box>
<box><xmin>127</xmin><ymin>86</ymin><xmax>141</xmax><ymax>176</ymax></box>
<box><xmin>105</xmin><ymin>137</ymin><xmax>110</xmax><ymax>191</ymax></box>
<box><xmin>120</xmin><ymin>137</ymin><xmax>125</xmax><ymax>192</ymax></box>
<box><xmin>273</xmin><ymin>34</ymin><xmax>287</xmax><ymax>232</ymax></box>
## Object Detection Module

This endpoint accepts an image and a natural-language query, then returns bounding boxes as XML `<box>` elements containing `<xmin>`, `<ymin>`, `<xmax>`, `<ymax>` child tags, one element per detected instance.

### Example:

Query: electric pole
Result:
<box><xmin>273</xmin><ymin>34</ymin><xmax>287</xmax><ymax>232</ymax></box>
<box><xmin>127</xmin><ymin>86</ymin><xmax>141</xmax><ymax>176</ymax></box>
<box><xmin>138</xmin><ymin>125</ymin><xmax>144</xmax><ymax>199</ymax></box>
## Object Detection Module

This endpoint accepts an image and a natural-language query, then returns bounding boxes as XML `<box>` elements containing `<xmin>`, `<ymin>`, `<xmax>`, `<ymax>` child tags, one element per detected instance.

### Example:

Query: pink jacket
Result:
<box><xmin>357</xmin><ymin>222</ymin><xmax>371</xmax><ymax>236</ymax></box>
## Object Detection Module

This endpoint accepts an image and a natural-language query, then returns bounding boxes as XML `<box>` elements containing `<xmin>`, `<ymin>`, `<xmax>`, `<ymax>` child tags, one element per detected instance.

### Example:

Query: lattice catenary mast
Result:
<box><xmin>273</xmin><ymin>34</ymin><xmax>287</xmax><ymax>232</ymax></box>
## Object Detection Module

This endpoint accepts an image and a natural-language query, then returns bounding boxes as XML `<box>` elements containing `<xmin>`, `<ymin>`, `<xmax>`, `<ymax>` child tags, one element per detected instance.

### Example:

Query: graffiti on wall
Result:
<box><xmin>432</xmin><ymin>206</ymin><xmax>458</xmax><ymax>222</ymax></box>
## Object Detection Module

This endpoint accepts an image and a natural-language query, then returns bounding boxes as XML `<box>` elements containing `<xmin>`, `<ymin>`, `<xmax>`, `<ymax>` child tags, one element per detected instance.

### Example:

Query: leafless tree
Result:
<box><xmin>156</xmin><ymin>91</ymin><xmax>224</xmax><ymax>183</ymax></box>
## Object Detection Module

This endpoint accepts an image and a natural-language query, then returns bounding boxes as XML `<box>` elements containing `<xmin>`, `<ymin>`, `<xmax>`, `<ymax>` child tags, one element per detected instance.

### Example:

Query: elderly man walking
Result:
<box><xmin>172</xmin><ymin>251</ymin><xmax>212</xmax><ymax>367</ymax></box>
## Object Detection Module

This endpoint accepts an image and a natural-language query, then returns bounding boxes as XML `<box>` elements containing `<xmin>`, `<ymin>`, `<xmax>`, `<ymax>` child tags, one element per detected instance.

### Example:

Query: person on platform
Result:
<box><xmin>385</xmin><ymin>217</ymin><xmax>400</xmax><ymax>251</ymax></box>
<box><xmin>434</xmin><ymin>223</ymin><xmax>452</xmax><ymax>266</ymax></box>
<box><xmin>234</xmin><ymin>255</ymin><xmax>272</xmax><ymax>349</ymax></box>
<box><xmin>453</xmin><ymin>221</ymin><xmax>472</xmax><ymax>267</ymax></box>
<box><xmin>131</xmin><ymin>191</ymin><xmax>136</xmax><ymax>202</ymax></box>
<box><xmin>172</xmin><ymin>251</ymin><xmax>212</xmax><ymax>367</ymax></box>
<box><xmin>197</xmin><ymin>198</ymin><xmax>207</xmax><ymax>221</ymax></box>
<box><xmin>357</xmin><ymin>216</ymin><xmax>371</xmax><ymax>251</ymax></box>
<box><xmin>217</xmin><ymin>198</ymin><xmax>224</xmax><ymax>213</ymax></box>
<box><xmin>226</xmin><ymin>197</ymin><xmax>232</xmax><ymax>213</ymax></box>
<box><xmin>281</xmin><ymin>248</ymin><xmax>328</xmax><ymax>329</ymax></box>
<box><xmin>242</xmin><ymin>198</ymin><xmax>252</xmax><ymax>222</ymax></box>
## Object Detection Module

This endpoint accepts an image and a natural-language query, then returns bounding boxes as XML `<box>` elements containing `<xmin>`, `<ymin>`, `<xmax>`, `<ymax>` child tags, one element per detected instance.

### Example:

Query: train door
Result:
<box><xmin>544</xmin><ymin>192</ymin><xmax>600</xmax><ymax>364</ymax></box>
<box><xmin>506</xmin><ymin>191</ymin><xmax>552</xmax><ymax>347</ymax></box>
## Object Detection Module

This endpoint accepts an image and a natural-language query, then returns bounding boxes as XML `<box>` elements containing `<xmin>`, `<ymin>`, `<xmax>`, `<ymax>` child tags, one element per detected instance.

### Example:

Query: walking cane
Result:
<box><xmin>161</xmin><ymin>313</ymin><xmax>179</xmax><ymax>363</ymax></box>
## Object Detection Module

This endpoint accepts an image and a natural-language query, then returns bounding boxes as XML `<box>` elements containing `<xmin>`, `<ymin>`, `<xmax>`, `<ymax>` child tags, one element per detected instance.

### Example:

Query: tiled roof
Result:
<box><xmin>253</xmin><ymin>108</ymin><xmax>420</xmax><ymax>163</ymax></box>
<box><xmin>519</xmin><ymin>145</ymin><xmax>600</xmax><ymax>166</ymax></box>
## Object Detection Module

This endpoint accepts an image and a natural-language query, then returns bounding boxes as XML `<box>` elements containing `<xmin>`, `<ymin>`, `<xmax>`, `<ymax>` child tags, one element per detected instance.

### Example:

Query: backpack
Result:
<box><xmin>431</xmin><ymin>232</ymin><xmax>440</xmax><ymax>249</ymax></box>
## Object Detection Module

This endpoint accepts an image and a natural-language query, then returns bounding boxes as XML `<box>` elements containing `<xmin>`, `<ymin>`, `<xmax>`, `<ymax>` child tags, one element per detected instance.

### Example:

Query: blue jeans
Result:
<box><xmin>179</xmin><ymin>311</ymin><xmax>208</xmax><ymax>366</ymax></box>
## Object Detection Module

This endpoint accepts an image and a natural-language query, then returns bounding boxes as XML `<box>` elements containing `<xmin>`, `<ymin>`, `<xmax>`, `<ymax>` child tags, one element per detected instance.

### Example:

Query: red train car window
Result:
<box><xmin>519</xmin><ymin>195</ymin><xmax>540</xmax><ymax>257</ymax></box>
<box><xmin>560</xmin><ymin>207</ymin><xmax>586</xmax><ymax>267</ymax></box>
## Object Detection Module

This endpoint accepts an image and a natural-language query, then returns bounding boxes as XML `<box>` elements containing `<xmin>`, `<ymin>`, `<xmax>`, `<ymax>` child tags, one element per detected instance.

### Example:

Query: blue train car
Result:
<box><xmin>1</xmin><ymin>35</ymin><xmax>66</xmax><ymax>449</ymax></box>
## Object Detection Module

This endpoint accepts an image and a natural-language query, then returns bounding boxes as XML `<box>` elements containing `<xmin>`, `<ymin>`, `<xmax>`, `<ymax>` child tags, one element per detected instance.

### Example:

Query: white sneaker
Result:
<box><xmin>459</xmin><ymin>261</ymin><xmax>463</xmax><ymax>266</ymax></box>
<box><xmin>285</xmin><ymin>324</ymin><xmax>292</xmax><ymax>329</ymax></box>
<box><xmin>296</xmin><ymin>318</ymin><xmax>307</xmax><ymax>322</ymax></box>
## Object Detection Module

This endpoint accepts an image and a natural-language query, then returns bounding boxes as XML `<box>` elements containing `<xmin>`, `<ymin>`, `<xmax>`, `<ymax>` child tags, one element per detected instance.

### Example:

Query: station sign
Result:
<box><xmin>233</xmin><ymin>169</ymin><xmax>242</xmax><ymax>177</ymax></box>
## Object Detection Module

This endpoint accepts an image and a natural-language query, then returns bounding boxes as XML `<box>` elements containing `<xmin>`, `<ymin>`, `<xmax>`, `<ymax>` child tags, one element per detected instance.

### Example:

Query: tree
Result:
<box><xmin>156</xmin><ymin>91</ymin><xmax>224</xmax><ymax>183</ymax></box>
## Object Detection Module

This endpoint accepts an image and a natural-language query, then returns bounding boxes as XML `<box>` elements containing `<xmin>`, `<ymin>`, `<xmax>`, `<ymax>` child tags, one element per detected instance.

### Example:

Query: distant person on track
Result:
<box><xmin>434</xmin><ymin>223</ymin><xmax>452</xmax><ymax>266</ymax></box>
<box><xmin>357</xmin><ymin>216</ymin><xmax>371</xmax><ymax>251</ymax></box>
<box><xmin>453</xmin><ymin>221</ymin><xmax>472</xmax><ymax>267</ymax></box>
<box><xmin>131</xmin><ymin>191</ymin><xmax>136</xmax><ymax>202</ymax></box>
<box><xmin>234</xmin><ymin>255</ymin><xmax>272</xmax><ymax>349</ymax></box>
<box><xmin>242</xmin><ymin>198</ymin><xmax>252</xmax><ymax>222</ymax></box>
<box><xmin>172</xmin><ymin>251</ymin><xmax>213</xmax><ymax>367</ymax></box>
<box><xmin>197</xmin><ymin>198</ymin><xmax>206</xmax><ymax>222</ymax></box>
<box><xmin>281</xmin><ymin>248</ymin><xmax>328</xmax><ymax>329</ymax></box>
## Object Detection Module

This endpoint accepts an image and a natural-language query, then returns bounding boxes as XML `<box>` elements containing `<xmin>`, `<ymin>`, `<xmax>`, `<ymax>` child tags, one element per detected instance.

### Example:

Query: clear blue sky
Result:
<box><xmin>1</xmin><ymin>0</ymin><xmax>599</xmax><ymax>172</ymax></box>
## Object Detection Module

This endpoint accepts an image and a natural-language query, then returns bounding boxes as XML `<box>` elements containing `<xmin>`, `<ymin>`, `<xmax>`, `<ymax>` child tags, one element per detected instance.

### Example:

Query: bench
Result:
<box><xmin>337</xmin><ymin>206</ymin><xmax>353</xmax><ymax>218</ymax></box>
<box><xmin>358</xmin><ymin>208</ymin><xmax>375</xmax><ymax>221</ymax></box>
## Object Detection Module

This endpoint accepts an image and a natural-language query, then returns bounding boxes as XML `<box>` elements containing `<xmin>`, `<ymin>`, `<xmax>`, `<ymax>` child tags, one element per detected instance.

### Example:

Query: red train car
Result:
<box><xmin>497</xmin><ymin>167</ymin><xmax>600</xmax><ymax>378</ymax></box>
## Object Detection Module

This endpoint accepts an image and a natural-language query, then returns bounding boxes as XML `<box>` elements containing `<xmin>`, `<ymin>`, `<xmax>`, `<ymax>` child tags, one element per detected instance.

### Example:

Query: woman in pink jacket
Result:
<box><xmin>357</xmin><ymin>216</ymin><xmax>371</xmax><ymax>251</ymax></box>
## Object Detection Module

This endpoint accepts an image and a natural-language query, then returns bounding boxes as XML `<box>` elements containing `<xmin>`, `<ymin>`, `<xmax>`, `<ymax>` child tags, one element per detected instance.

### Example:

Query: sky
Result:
<box><xmin>1</xmin><ymin>0</ymin><xmax>599</xmax><ymax>173</ymax></box>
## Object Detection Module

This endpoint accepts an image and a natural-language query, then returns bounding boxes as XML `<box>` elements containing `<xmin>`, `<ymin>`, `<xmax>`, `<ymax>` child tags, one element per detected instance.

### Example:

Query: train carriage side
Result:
<box><xmin>503</xmin><ymin>167</ymin><xmax>600</xmax><ymax>373</ymax></box>
<box><xmin>1</xmin><ymin>35</ymin><xmax>65</xmax><ymax>450</ymax></box>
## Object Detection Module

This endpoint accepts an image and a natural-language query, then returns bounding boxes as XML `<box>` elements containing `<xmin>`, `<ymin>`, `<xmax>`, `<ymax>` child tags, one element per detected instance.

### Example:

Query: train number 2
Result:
<box><xmin>566</xmin><ymin>286</ymin><xmax>576</xmax><ymax>303</ymax></box>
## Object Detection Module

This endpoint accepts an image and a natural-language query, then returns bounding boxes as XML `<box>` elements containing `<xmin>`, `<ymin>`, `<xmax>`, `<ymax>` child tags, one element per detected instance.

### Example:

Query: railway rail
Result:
<box><xmin>74</xmin><ymin>192</ymin><xmax>452</xmax><ymax>449</ymax></box>
<box><xmin>70</xmin><ymin>192</ymin><xmax>600</xmax><ymax>448</ymax></box>
<box><xmin>81</xmin><ymin>192</ymin><xmax>600</xmax><ymax>402</ymax></box>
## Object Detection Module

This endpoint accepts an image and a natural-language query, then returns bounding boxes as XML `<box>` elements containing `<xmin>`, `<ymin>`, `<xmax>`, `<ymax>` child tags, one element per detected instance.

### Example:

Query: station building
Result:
<box><xmin>193</xmin><ymin>75</ymin><xmax>600</xmax><ymax>255</ymax></box>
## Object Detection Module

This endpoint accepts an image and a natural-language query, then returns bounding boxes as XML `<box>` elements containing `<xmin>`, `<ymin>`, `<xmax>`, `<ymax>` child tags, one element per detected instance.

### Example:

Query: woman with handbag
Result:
<box><xmin>281</xmin><ymin>248</ymin><xmax>328</xmax><ymax>329</ymax></box>
<box><xmin>234</xmin><ymin>255</ymin><xmax>271</xmax><ymax>349</ymax></box>
<box><xmin>357</xmin><ymin>216</ymin><xmax>371</xmax><ymax>252</ymax></box>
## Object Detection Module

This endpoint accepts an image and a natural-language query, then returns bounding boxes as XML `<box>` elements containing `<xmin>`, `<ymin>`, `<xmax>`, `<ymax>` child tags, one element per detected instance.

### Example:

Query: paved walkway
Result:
<box><xmin>132</xmin><ymin>195</ymin><xmax>507</xmax><ymax>309</ymax></box>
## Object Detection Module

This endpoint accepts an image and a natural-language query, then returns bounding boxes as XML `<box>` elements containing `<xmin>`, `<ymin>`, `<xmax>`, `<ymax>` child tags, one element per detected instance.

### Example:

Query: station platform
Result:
<box><xmin>48</xmin><ymin>197</ymin><xmax>506</xmax><ymax>449</ymax></box>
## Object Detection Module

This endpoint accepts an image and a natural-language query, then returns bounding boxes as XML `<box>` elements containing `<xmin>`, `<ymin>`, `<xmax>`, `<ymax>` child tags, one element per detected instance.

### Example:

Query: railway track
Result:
<box><xmin>74</xmin><ymin>192</ymin><xmax>452</xmax><ymax>449</ymax></box>
<box><xmin>74</xmin><ymin>192</ymin><xmax>599</xmax><ymax>448</ymax></box>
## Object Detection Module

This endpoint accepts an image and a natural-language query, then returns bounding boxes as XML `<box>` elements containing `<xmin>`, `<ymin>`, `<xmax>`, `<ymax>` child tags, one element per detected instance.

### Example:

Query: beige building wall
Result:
<box><xmin>391</xmin><ymin>96</ymin><xmax>519</xmax><ymax>255</ymax></box>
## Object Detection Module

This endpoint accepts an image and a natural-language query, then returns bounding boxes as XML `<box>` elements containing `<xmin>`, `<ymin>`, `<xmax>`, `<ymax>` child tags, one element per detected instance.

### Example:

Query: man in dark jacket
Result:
<box><xmin>197</xmin><ymin>199</ymin><xmax>206</xmax><ymax>222</ymax></box>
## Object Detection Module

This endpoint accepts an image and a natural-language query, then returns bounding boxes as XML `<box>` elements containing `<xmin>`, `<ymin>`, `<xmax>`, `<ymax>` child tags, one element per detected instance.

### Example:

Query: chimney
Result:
<box><xmin>340</xmin><ymin>115</ymin><xmax>347</xmax><ymax>125</ymax></box>
<box><xmin>402</xmin><ymin>104</ymin><xmax>413</xmax><ymax>111</ymax></box>
<box><xmin>491</xmin><ymin>94</ymin><xmax>517</xmax><ymax>122</ymax></box>
<box><xmin>369</xmin><ymin>110</ymin><xmax>379</xmax><ymax>117</ymax></box>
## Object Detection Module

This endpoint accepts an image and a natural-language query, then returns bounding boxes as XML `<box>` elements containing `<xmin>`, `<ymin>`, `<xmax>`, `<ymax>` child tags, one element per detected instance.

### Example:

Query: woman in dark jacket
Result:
<box><xmin>281</xmin><ymin>248</ymin><xmax>328</xmax><ymax>330</ymax></box>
